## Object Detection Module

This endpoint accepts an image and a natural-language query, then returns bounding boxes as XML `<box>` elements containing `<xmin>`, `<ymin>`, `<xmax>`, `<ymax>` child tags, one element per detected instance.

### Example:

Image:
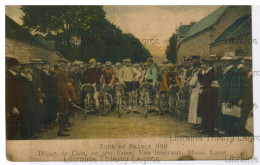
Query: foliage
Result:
<box><xmin>165</xmin><ymin>33</ymin><xmax>178</xmax><ymax>63</ymax></box>
<box><xmin>21</xmin><ymin>6</ymin><xmax>151</xmax><ymax>63</ymax></box>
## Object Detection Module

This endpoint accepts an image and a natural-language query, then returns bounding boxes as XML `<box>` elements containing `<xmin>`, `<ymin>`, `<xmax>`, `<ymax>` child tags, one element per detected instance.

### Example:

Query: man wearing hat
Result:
<box><xmin>19</xmin><ymin>62</ymin><xmax>39</xmax><ymax>139</ymax></box>
<box><xmin>114</xmin><ymin>62</ymin><xmax>122</xmax><ymax>82</ymax></box>
<box><xmin>160</xmin><ymin>59</ymin><xmax>169</xmax><ymax>80</ymax></box>
<box><xmin>96</xmin><ymin>62</ymin><xmax>102</xmax><ymax>69</ymax></box>
<box><xmin>83</xmin><ymin>58</ymin><xmax>102</xmax><ymax>85</ymax></box>
<box><xmin>197</xmin><ymin>57</ymin><xmax>219</xmax><ymax>135</ymax></box>
<box><xmin>133</xmin><ymin>63</ymin><xmax>144</xmax><ymax>83</ymax></box>
<box><xmin>191</xmin><ymin>55</ymin><xmax>200</xmax><ymax>64</ymax></box>
<box><xmin>30</xmin><ymin>59</ymin><xmax>46</xmax><ymax>134</ymax></box>
<box><xmin>217</xmin><ymin>52</ymin><xmax>242</xmax><ymax>136</ymax></box>
<box><xmin>83</xmin><ymin>58</ymin><xmax>102</xmax><ymax>111</ymax></box>
<box><xmin>6</xmin><ymin>55</ymin><xmax>22</xmax><ymax>139</ymax></box>
<box><xmin>238</xmin><ymin>57</ymin><xmax>253</xmax><ymax>135</ymax></box>
<box><xmin>159</xmin><ymin>63</ymin><xmax>183</xmax><ymax>114</ymax></box>
<box><xmin>41</xmin><ymin>60</ymin><xmax>58</xmax><ymax>128</ymax></box>
<box><xmin>101</xmin><ymin>61</ymin><xmax>116</xmax><ymax>86</ymax></box>
<box><xmin>145</xmin><ymin>57</ymin><xmax>159</xmax><ymax>86</ymax></box>
<box><xmin>209</xmin><ymin>54</ymin><xmax>217</xmax><ymax>61</ymax></box>
<box><xmin>55</xmin><ymin>58</ymin><xmax>78</xmax><ymax>136</ymax></box>
<box><xmin>118</xmin><ymin>58</ymin><xmax>141</xmax><ymax>112</ymax></box>
<box><xmin>68</xmin><ymin>61</ymin><xmax>83</xmax><ymax>99</ymax></box>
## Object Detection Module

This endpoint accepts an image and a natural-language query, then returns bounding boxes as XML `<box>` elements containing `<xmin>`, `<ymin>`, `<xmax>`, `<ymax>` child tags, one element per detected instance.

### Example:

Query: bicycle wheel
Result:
<box><xmin>100</xmin><ymin>95</ymin><xmax>111</xmax><ymax>116</ymax></box>
<box><xmin>117</xmin><ymin>95</ymin><xmax>122</xmax><ymax>117</ymax></box>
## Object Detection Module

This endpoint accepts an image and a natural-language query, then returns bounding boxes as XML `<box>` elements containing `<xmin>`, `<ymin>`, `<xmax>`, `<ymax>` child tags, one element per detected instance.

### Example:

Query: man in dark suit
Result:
<box><xmin>31</xmin><ymin>59</ymin><xmax>45</xmax><ymax>135</ymax></box>
<box><xmin>238</xmin><ymin>57</ymin><xmax>253</xmax><ymax>135</ymax></box>
<box><xmin>55</xmin><ymin>59</ymin><xmax>78</xmax><ymax>136</ymax></box>
<box><xmin>41</xmin><ymin>61</ymin><xmax>58</xmax><ymax>127</ymax></box>
<box><xmin>19</xmin><ymin>63</ymin><xmax>38</xmax><ymax>139</ymax></box>
<box><xmin>218</xmin><ymin>52</ymin><xmax>242</xmax><ymax>136</ymax></box>
<box><xmin>6</xmin><ymin>55</ymin><xmax>22</xmax><ymax>139</ymax></box>
<box><xmin>198</xmin><ymin>58</ymin><xmax>219</xmax><ymax>136</ymax></box>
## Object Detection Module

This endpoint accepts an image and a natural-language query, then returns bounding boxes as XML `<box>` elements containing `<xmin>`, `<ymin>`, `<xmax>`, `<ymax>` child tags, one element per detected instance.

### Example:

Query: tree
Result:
<box><xmin>165</xmin><ymin>33</ymin><xmax>178</xmax><ymax>63</ymax></box>
<box><xmin>21</xmin><ymin>6</ymin><xmax>151</xmax><ymax>63</ymax></box>
<box><xmin>122</xmin><ymin>33</ymin><xmax>150</xmax><ymax>63</ymax></box>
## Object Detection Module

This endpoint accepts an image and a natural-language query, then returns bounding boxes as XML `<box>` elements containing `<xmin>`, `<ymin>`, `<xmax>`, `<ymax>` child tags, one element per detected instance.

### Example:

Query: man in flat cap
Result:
<box><xmin>217</xmin><ymin>52</ymin><xmax>242</xmax><ymax>136</ymax></box>
<box><xmin>114</xmin><ymin>62</ymin><xmax>122</xmax><ymax>82</ymax></box>
<box><xmin>19</xmin><ymin>62</ymin><xmax>38</xmax><ymax>139</ymax></box>
<box><xmin>197</xmin><ymin>57</ymin><xmax>219</xmax><ymax>135</ymax></box>
<box><xmin>159</xmin><ymin>63</ymin><xmax>183</xmax><ymax>114</ymax></box>
<box><xmin>41</xmin><ymin>60</ymin><xmax>58</xmax><ymax>128</ymax></box>
<box><xmin>6</xmin><ymin>55</ymin><xmax>22</xmax><ymax>139</ymax></box>
<box><xmin>82</xmin><ymin>58</ymin><xmax>102</xmax><ymax>112</ymax></box>
<box><xmin>118</xmin><ymin>58</ymin><xmax>141</xmax><ymax>112</ymax></box>
<box><xmin>30</xmin><ymin>59</ymin><xmax>46</xmax><ymax>135</ymax></box>
<box><xmin>145</xmin><ymin>57</ymin><xmax>159</xmax><ymax>86</ymax></box>
<box><xmin>101</xmin><ymin>61</ymin><xmax>116</xmax><ymax>87</ymax></box>
<box><xmin>55</xmin><ymin>58</ymin><xmax>78</xmax><ymax>136</ymax></box>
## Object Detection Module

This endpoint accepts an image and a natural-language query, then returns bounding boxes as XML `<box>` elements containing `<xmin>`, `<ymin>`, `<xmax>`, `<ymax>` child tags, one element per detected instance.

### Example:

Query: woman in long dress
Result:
<box><xmin>188</xmin><ymin>68</ymin><xmax>202</xmax><ymax>125</ymax></box>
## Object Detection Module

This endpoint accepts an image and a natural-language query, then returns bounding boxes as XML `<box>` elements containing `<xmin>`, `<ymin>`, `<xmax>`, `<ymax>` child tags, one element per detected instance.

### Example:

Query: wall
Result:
<box><xmin>177</xmin><ymin>6</ymin><xmax>251</xmax><ymax>64</ymax></box>
<box><xmin>177</xmin><ymin>30</ymin><xmax>211</xmax><ymax>64</ymax></box>
<box><xmin>6</xmin><ymin>38</ymin><xmax>63</xmax><ymax>66</ymax></box>
<box><xmin>211</xmin><ymin>6</ymin><xmax>251</xmax><ymax>43</ymax></box>
<box><xmin>210</xmin><ymin>34</ymin><xmax>252</xmax><ymax>57</ymax></box>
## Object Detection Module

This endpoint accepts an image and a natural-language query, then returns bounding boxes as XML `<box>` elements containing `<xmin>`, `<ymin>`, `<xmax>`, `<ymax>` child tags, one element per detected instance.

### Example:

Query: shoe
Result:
<box><xmin>58</xmin><ymin>132</ymin><xmax>70</xmax><ymax>136</ymax></box>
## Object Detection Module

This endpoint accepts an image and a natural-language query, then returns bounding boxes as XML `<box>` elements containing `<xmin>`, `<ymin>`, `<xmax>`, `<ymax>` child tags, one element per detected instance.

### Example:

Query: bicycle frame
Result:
<box><xmin>114</xmin><ymin>82</ymin><xmax>125</xmax><ymax>117</ymax></box>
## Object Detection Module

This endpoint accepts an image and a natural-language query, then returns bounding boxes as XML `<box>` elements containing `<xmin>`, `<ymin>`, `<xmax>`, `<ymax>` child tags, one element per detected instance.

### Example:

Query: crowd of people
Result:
<box><xmin>6</xmin><ymin>51</ymin><xmax>253</xmax><ymax>139</ymax></box>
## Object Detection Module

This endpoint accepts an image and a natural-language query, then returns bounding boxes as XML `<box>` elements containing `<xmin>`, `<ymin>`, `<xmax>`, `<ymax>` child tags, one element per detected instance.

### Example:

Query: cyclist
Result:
<box><xmin>101</xmin><ymin>61</ymin><xmax>116</xmax><ymax>87</ymax></box>
<box><xmin>82</xmin><ymin>58</ymin><xmax>102</xmax><ymax>111</ymax></box>
<box><xmin>118</xmin><ymin>58</ymin><xmax>141</xmax><ymax>113</ymax></box>
<box><xmin>159</xmin><ymin>63</ymin><xmax>183</xmax><ymax>114</ymax></box>
<box><xmin>114</xmin><ymin>62</ymin><xmax>122</xmax><ymax>82</ymax></box>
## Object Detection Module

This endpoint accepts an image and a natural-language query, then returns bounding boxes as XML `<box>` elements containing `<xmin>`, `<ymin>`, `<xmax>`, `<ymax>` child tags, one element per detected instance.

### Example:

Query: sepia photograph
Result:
<box><xmin>5</xmin><ymin>5</ymin><xmax>254</xmax><ymax>161</ymax></box>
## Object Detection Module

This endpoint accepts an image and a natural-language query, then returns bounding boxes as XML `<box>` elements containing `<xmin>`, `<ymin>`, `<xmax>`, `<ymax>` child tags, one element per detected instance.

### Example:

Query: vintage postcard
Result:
<box><xmin>5</xmin><ymin>5</ymin><xmax>254</xmax><ymax>161</ymax></box>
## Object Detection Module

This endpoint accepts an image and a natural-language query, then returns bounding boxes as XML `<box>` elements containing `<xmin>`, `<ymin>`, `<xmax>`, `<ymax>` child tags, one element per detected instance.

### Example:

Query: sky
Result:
<box><xmin>5</xmin><ymin>5</ymin><xmax>220</xmax><ymax>58</ymax></box>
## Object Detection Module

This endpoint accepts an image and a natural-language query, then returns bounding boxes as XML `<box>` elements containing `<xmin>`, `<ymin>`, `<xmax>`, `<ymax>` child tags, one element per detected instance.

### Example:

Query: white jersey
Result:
<box><xmin>118</xmin><ymin>66</ymin><xmax>141</xmax><ymax>82</ymax></box>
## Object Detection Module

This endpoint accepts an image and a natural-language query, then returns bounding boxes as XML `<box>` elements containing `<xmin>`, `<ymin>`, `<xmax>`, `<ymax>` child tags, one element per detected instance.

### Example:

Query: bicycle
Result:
<box><xmin>140</xmin><ymin>82</ymin><xmax>155</xmax><ymax>118</ymax></box>
<box><xmin>114</xmin><ymin>82</ymin><xmax>125</xmax><ymax>117</ymax></box>
<box><xmin>168</xmin><ymin>84</ymin><xmax>179</xmax><ymax>114</ymax></box>
<box><xmin>98</xmin><ymin>84</ymin><xmax>113</xmax><ymax>116</ymax></box>
<box><xmin>80</xmin><ymin>83</ymin><xmax>96</xmax><ymax>119</ymax></box>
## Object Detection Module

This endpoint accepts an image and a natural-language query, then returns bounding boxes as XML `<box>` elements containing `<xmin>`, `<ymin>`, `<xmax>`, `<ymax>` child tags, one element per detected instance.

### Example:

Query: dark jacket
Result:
<box><xmin>219</xmin><ymin>66</ymin><xmax>242</xmax><ymax>105</ymax></box>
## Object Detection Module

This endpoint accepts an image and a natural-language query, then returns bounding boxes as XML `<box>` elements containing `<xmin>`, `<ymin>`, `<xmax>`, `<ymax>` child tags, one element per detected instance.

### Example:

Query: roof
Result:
<box><xmin>6</xmin><ymin>15</ymin><xmax>58</xmax><ymax>52</ymax></box>
<box><xmin>5</xmin><ymin>15</ymin><xmax>64</xmax><ymax>65</ymax></box>
<box><xmin>183</xmin><ymin>6</ymin><xmax>228</xmax><ymax>40</ymax></box>
<box><xmin>6</xmin><ymin>15</ymin><xmax>36</xmax><ymax>44</ymax></box>
<box><xmin>178</xmin><ymin>25</ymin><xmax>192</xmax><ymax>37</ymax></box>
<box><xmin>214</xmin><ymin>14</ymin><xmax>251</xmax><ymax>43</ymax></box>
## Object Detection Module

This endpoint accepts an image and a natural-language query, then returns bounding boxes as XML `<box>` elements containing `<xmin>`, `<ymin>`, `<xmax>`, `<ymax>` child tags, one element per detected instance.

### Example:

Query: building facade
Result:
<box><xmin>5</xmin><ymin>16</ymin><xmax>64</xmax><ymax>65</ymax></box>
<box><xmin>177</xmin><ymin>6</ymin><xmax>251</xmax><ymax>64</ymax></box>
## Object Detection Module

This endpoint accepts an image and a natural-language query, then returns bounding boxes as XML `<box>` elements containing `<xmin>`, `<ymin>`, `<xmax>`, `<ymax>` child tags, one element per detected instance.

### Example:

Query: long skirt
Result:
<box><xmin>188</xmin><ymin>88</ymin><xmax>201</xmax><ymax>124</ymax></box>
